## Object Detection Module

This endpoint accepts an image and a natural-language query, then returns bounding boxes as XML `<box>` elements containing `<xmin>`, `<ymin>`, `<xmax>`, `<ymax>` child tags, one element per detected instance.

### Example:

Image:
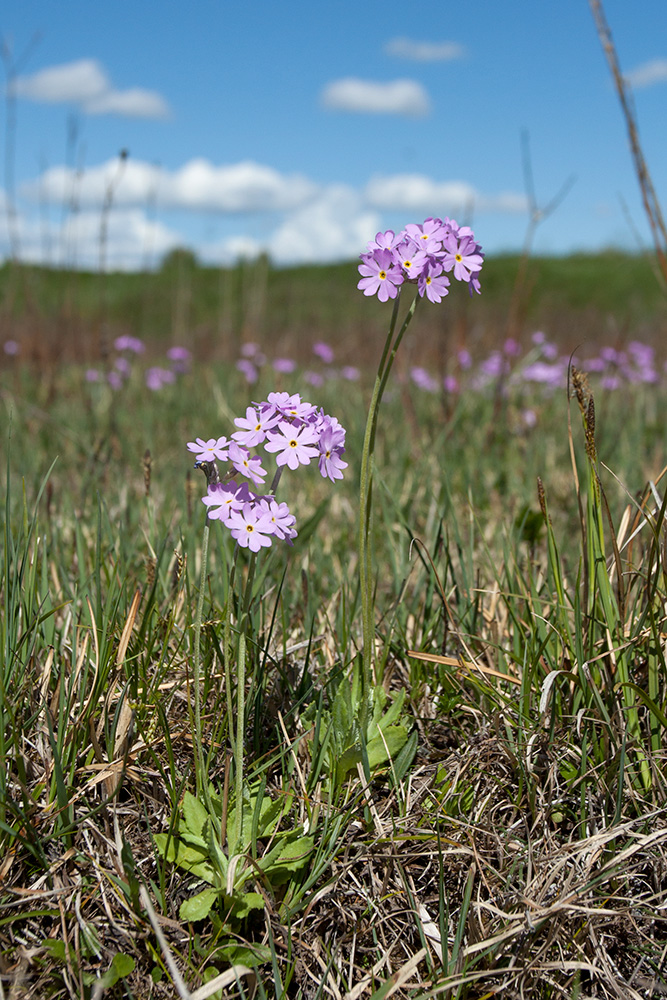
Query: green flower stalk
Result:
<box><xmin>356</xmin><ymin>218</ymin><xmax>484</xmax><ymax>692</ymax></box>
<box><xmin>187</xmin><ymin>391</ymin><xmax>347</xmax><ymax>835</ymax></box>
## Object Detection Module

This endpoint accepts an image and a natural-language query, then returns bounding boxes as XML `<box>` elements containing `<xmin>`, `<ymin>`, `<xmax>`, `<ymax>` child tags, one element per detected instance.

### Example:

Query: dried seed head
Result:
<box><xmin>570</xmin><ymin>366</ymin><xmax>591</xmax><ymax>415</ymax></box>
<box><xmin>145</xmin><ymin>556</ymin><xmax>156</xmax><ymax>591</ymax></box>
<box><xmin>143</xmin><ymin>449</ymin><xmax>152</xmax><ymax>496</ymax></box>
<box><xmin>170</xmin><ymin>549</ymin><xmax>185</xmax><ymax>595</ymax></box>
<box><xmin>537</xmin><ymin>476</ymin><xmax>547</xmax><ymax>519</ymax></box>
<box><xmin>585</xmin><ymin>397</ymin><xmax>597</xmax><ymax>462</ymax></box>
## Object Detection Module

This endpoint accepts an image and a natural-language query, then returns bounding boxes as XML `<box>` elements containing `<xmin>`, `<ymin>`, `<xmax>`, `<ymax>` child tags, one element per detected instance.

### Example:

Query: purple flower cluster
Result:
<box><xmin>234</xmin><ymin>340</ymin><xmax>359</xmax><ymax>388</ymax></box>
<box><xmin>358</xmin><ymin>217</ymin><xmax>484</xmax><ymax>303</ymax></box>
<box><xmin>86</xmin><ymin>337</ymin><xmax>192</xmax><ymax>392</ymax></box>
<box><xmin>187</xmin><ymin>391</ymin><xmax>347</xmax><ymax>552</ymax></box>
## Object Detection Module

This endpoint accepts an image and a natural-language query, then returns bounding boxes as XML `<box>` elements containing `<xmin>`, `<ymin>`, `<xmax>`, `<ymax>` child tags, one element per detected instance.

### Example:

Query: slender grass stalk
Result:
<box><xmin>359</xmin><ymin>291</ymin><xmax>419</xmax><ymax>692</ymax></box>
<box><xmin>192</xmin><ymin>520</ymin><xmax>210</xmax><ymax>800</ymax></box>
<box><xmin>233</xmin><ymin>630</ymin><xmax>246</xmax><ymax>855</ymax></box>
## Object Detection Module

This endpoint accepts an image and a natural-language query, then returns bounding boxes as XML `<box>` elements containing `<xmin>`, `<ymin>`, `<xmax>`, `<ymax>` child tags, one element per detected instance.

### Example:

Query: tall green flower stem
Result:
<box><xmin>192</xmin><ymin>519</ymin><xmax>210</xmax><ymax>801</ymax></box>
<box><xmin>359</xmin><ymin>290</ymin><xmax>419</xmax><ymax>694</ymax></box>
<box><xmin>227</xmin><ymin>466</ymin><xmax>282</xmax><ymax>849</ymax></box>
<box><xmin>191</xmin><ymin>509</ymin><xmax>249</xmax><ymax>847</ymax></box>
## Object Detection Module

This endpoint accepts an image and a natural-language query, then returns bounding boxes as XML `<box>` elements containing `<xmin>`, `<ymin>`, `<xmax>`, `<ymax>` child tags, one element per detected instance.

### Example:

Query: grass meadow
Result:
<box><xmin>2</xmin><ymin>250</ymin><xmax>667</xmax><ymax>999</ymax></box>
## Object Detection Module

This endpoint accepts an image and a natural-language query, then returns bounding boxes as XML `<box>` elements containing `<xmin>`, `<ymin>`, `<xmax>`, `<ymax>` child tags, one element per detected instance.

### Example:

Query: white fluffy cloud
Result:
<box><xmin>23</xmin><ymin>158</ymin><xmax>318</xmax><ymax>213</ymax></box>
<box><xmin>9</xmin><ymin>159</ymin><xmax>526</xmax><ymax>268</ymax></box>
<box><xmin>198</xmin><ymin>186</ymin><xmax>380</xmax><ymax>266</ymax></box>
<box><xmin>0</xmin><ymin>195</ymin><xmax>180</xmax><ymax>270</ymax></box>
<box><xmin>265</xmin><ymin>186</ymin><xmax>380</xmax><ymax>264</ymax></box>
<box><xmin>365</xmin><ymin>174</ymin><xmax>477</xmax><ymax>213</ymax></box>
<box><xmin>11</xmin><ymin>58</ymin><xmax>170</xmax><ymax>119</ymax></box>
<box><xmin>624</xmin><ymin>58</ymin><xmax>667</xmax><ymax>90</ymax></box>
<box><xmin>321</xmin><ymin>78</ymin><xmax>430</xmax><ymax>117</ymax></box>
<box><xmin>384</xmin><ymin>38</ymin><xmax>465</xmax><ymax>62</ymax></box>
<box><xmin>365</xmin><ymin>174</ymin><xmax>527</xmax><ymax>216</ymax></box>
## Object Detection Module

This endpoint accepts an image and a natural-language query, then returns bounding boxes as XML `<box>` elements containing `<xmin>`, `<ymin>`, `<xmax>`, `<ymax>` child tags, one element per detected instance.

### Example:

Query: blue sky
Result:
<box><xmin>2</xmin><ymin>0</ymin><xmax>667</xmax><ymax>269</ymax></box>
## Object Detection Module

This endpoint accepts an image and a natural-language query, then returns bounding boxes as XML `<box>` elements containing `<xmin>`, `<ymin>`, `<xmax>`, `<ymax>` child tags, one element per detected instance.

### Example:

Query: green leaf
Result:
<box><xmin>374</xmin><ymin>688</ymin><xmax>404</xmax><ymax>732</ymax></box>
<box><xmin>182</xmin><ymin>791</ymin><xmax>209</xmax><ymax>839</ymax></box>
<box><xmin>203</xmin><ymin>818</ymin><xmax>228</xmax><ymax>879</ymax></box>
<box><xmin>42</xmin><ymin>938</ymin><xmax>67</xmax><ymax>963</ymax></box>
<box><xmin>163</xmin><ymin>839</ymin><xmax>217</xmax><ymax>884</ymax></box>
<box><xmin>227</xmin><ymin>891</ymin><xmax>264</xmax><ymax>921</ymax></box>
<box><xmin>367</xmin><ymin>723</ymin><xmax>408</xmax><ymax>771</ymax></box>
<box><xmin>180</xmin><ymin>887</ymin><xmax>220</xmax><ymax>922</ymax></box>
<box><xmin>335</xmin><ymin>744</ymin><xmax>362</xmax><ymax>784</ymax></box>
<box><xmin>218</xmin><ymin>943</ymin><xmax>272</xmax><ymax>967</ymax></box>
<box><xmin>96</xmin><ymin>952</ymin><xmax>136</xmax><ymax>989</ymax></box>
<box><xmin>263</xmin><ymin>836</ymin><xmax>314</xmax><ymax>884</ymax></box>
<box><xmin>79</xmin><ymin>920</ymin><xmax>102</xmax><ymax>958</ymax></box>
<box><xmin>391</xmin><ymin>727</ymin><xmax>418</xmax><ymax>783</ymax></box>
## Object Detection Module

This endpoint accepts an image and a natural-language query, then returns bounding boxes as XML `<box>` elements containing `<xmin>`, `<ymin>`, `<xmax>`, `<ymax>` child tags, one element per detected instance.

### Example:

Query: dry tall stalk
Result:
<box><xmin>589</xmin><ymin>0</ymin><xmax>667</xmax><ymax>287</ymax></box>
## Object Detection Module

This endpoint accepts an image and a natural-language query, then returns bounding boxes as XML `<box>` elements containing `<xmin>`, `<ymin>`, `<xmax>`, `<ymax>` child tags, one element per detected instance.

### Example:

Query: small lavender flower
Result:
<box><xmin>3</xmin><ymin>340</ymin><xmax>19</xmax><ymax>356</ymax></box>
<box><xmin>410</xmin><ymin>367</ymin><xmax>439</xmax><ymax>393</ymax></box>
<box><xmin>187</xmin><ymin>436</ymin><xmax>230</xmax><ymax>462</ymax></box>
<box><xmin>146</xmin><ymin>367</ymin><xmax>172</xmax><ymax>390</ymax></box>
<box><xmin>396</xmin><ymin>245</ymin><xmax>428</xmax><ymax>280</ymax></box>
<box><xmin>522</xmin><ymin>361</ymin><xmax>566</xmax><ymax>387</ymax></box>
<box><xmin>114</xmin><ymin>335</ymin><xmax>145</xmax><ymax>353</ymax></box>
<box><xmin>227</xmin><ymin>502</ymin><xmax>276</xmax><ymax>552</ymax></box>
<box><xmin>441</xmin><ymin>233</ymin><xmax>484</xmax><ymax>283</ymax></box>
<box><xmin>232</xmin><ymin>405</ymin><xmax>279</xmax><ymax>448</ymax></box>
<box><xmin>366</xmin><ymin>230</ymin><xmax>402</xmax><ymax>252</ymax></box>
<box><xmin>264</xmin><ymin>421</ymin><xmax>320</xmax><ymax>470</ymax></box>
<box><xmin>357</xmin><ymin>249</ymin><xmax>404</xmax><ymax>302</ymax></box>
<box><xmin>313</xmin><ymin>341</ymin><xmax>335</xmax><ymax>364</ymax></box>
<box><xmin>236</xmin><ymin>359</ymin><xmax>259</xmax><ymax>383</ymax></box>
<box><xmin>256</xmin><ymin>497</ymin><xmax>297</xmax><ymax>543</ymax></box>
<box><xmin>203</xmin><ymin>480</ymin><xmax>253</xmax><ymax>521</ymax></box>
<box><xmin>317</xmin><ymin>422</ymin><xmax>348</xmax><ymax>482</ymax></box>
<box><xmin>167</xmin><ymin>346</ymin><xmax>191</xmax><ymax>373</ymax></box>
<box><xmin>273</xmin><ymin>358</ymin><xmax>297</xmax><ymax>373</ymax></box>
<box><xmin>418</xmin><ymin>262</ymin><xmax>450</xmax><ymax>303</ymax></box>
<box><xmin>262</xmin><ymin>392</ymin><xmax>316</xmax><ymax>423</ymax></box>
<box><xmin>404</xmin><ymin>218</ymin><xmax>445</xmax><ymax>252</ymax></box>
<box><xmin>228</xmin><ymin>441</ymin><xmax>267</xmax><ymax>485</ymax></box>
